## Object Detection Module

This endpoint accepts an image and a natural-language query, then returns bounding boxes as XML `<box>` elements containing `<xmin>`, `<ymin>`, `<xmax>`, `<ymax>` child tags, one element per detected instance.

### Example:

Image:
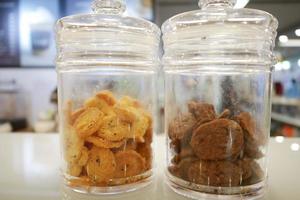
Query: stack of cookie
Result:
<box><xmin>63</xmin><ymin>90</ymin><xmax>152</xmax><ymax>187</ymax></box>
<box><xmin>168</xmin><ymin>101</ymin><xmax>265</xmax><ymax>187</ymax></box>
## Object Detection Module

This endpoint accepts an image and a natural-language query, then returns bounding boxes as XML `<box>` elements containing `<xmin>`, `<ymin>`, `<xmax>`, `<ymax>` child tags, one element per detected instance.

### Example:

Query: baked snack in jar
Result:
<box><xmin>168</xmin><ymin>101</ymin><xmax>265</xmax><ymax>188</ymax></box>
<box><xmin>63</xmin><ymin>90</ymin><xmax>153</xmax><ymax>187</ymax></box>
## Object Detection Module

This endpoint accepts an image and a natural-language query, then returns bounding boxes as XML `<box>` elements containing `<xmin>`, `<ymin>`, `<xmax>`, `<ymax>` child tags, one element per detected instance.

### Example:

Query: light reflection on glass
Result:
<box><xmin>290</xmin><ymin>143</ymin><xmax>300</xmax><ymax>152</ymax></box>
<box><xmin>275</xmin><ymin>136</ymin><xmax>284</xmax><ymax>143</ymax></box>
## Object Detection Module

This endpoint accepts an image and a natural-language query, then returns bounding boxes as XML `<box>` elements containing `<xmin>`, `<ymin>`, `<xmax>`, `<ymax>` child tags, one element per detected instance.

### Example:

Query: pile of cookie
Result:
<box><xmin>63</xmin><ymin>90</ymin><xmax>152</xmax><ymax>187</ymax></box>
<box><xmin>168</xmin><ymin>101</ymin><xmax>265</xmax><ymax>187</ymax></box>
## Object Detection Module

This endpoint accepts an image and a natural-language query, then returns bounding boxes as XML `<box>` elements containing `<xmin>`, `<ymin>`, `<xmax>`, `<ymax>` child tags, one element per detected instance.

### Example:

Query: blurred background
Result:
<box><xmin>0</xmin><ymin>0</ymin><xmax>300</xmax><ymax>138</ymax></box>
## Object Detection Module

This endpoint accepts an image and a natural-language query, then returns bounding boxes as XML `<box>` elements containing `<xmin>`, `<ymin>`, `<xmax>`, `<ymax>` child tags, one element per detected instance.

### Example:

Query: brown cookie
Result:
<box><xmin>168</xmin><ymin>113</ymin><xmax>196</xmax><ymax>141</ymax></box>
<box><xmin>137</xmin><ymin>143</ymin><xmax>152</xmax><ymax>170</ymax></box>
<box><xmin>242</xmin><ymin>161</ymin><xmax>264</xmax><ymax>185</ymax></box>
<box><xmin>176</xmin><ymin>157</ymin><xmax>198</xmax><ymax>181</ymax></box>
<box><xmin>187</xmin><ymin>160</ymin><xmax>242</xmax><ymax>187</ymax></box>
<box><xmin>218</xmin><ymin>109</ymin><xmax>231</xmax><ymax>119</ymax></box>
<box><xmin>188</xmin><ymin>101</ymin><xmax>216</xmax><ymax>123</ymax></box>
<box><xmin>244</xmin><ymin>138</ymin><xmax>264</xmax><ymax>159</ymax></box>
<box><xmin>238</xmin><ymin>158</ymin><xmax>253</xmax><ymax>180</ymax></box>
<box><xmin>170</xmin><ymin>139</ymin><xmax>181</xmax><ymax>154</ymax></box>
<box><xmin>190</xmin><ymin>119</ymin><xmax>244</xmax><ymax>160</ymax></box>
<box><xmin>235</xmin><ymin>112</ymin><xmax>266</xmax><ymax>146</ymax></box>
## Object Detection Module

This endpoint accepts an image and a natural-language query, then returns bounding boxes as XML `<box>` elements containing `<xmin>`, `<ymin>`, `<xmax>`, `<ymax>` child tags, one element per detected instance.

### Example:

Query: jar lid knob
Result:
<box><xmin>92</xmin><ymin>0</ymin><xmax>126</xmax><ymax>15</ymax></box>
<box><xmin>198</xmin><ymin>0</ymin><xmax>237</xmax><ymax>9</ymax></box>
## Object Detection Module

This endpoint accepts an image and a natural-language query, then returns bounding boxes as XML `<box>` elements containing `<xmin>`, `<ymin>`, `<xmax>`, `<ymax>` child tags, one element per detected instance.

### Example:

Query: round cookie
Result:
<box><xmin>137</xmin><ymin>143</ymin><xmax>152</xmax><ymax>170</ymax></box>
<box><xmin>235</xmin><ymin>112</ymin><xmax>266</xmax><ymax>146</ymax></box>
<box><xmin>168</xmin><ymin>113</ymin><xmax>196</xmax><ymax>141</ymax></box>
<box><xmin>74</xmin><ymin>107</ymin><xmax>104</xmax><ymax>138</ymax></box>
<box><xmin>98</xmin><ymin>113</ymin><xmax>130</xmax><ymax>141</ymax></box>
<box><xmin>86</xmin><ymin>147</ymin><xmax>116</xmax><ymax>183</ymax></box>
<box><xmin>86</xmin><ymin>136</ymin><xmax>125</xmax><ymax>149</ymax></box>
<box><xmin>188</xmin><ymin>101</ymin><xmax>216</xmax><ymax>123</ymax></box>
<box><xmin>114</xmin><ymin>150</ymin><xmax>146</xmax><ymax>178</ymax></box>
<box><xmin>187</xmin><ymin>160</ymin><xmax>242</xmax><ymax>187</ymax></box>
<box><xmin>63</xmin><ymin>125</ymin><xmax>84</xmax><ymax>164</ymax></box>
<box><xmin>190</xmin><ymin>119</ymin><xmax>244</xmax><ymax>160</ymax></box>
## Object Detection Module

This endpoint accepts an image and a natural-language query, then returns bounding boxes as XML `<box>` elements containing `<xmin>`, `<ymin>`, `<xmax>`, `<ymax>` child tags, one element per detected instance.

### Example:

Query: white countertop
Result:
<box><xmin>0</xmin><ymin>133</ymin><xmax>299</xmax><ymax>200</ymax></box>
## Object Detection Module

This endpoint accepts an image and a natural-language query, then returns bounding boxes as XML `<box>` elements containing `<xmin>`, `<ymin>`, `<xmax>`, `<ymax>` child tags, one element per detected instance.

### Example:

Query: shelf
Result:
<box><xmin>272</xmin><ymin>96</ymin><xmax>300</xmax><ymax>107</ymax></box>
<box><xmin>271</xmin><ymin>112</ymin><xmax>300</xmax><ymax>127</ymax></box>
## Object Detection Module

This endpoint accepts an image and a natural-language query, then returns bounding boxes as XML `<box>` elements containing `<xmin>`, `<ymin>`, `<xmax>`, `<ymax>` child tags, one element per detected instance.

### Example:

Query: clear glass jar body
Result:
<box><xmin>165</xmin><ymin>64</ymin><xmax>272</xmax><ymax>199</ymax></box>
<box><xmin>56</xmin><ymin>0</ymin><xmax>160</xmax><ymax>193</ymax></box>
<box><xmin>58</xmin><ymin>64</ymin><xmax>157</xmax><ymax>194</ymax></box>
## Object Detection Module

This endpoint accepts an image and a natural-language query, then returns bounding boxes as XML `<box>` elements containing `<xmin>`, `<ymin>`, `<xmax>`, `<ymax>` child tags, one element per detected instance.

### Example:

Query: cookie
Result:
<box><xmin>168</xmin><ymin>113</ymin><xmax>196</xmax><ymax>141</ymax></box>
<box><xmin>218</xmin><ymin>109</ymin><xmax>231</xmax><ymax>119</ymax></box>
<box><xmin>98</xmin><ymin>113</ymin><xmax>130</xmax><ymax>141</ymax></box>
<box><xmin>86</xmin><ymin>147</ymin><xmax>116</xmax><ymax>183</ymax></box>
<box><xmin>74</xmin><ymin>107</ymin><xmax>104</xmax><ymax>138</ymax></box>
<box><xmin>70</xmin><ymin>108</ymin><xmax>86</xmax><ymax>125</ymax></box>
<box><xmin>114</xmin><ymin>150</ymin><xmax>146</xmax><ymax>178</ymax></box>
<box><xmin>238</xmin><ymin>158</ymin><xmax>253</xmax><ymax>180</ymax></box>
<box><xmin>84</xmin><ymin>96</ymin><xmax>113</xmax><ymax>115</ymax></box>
<box><xmin>191</xmin><ymin>119</ymin><xmax>244</xmax><ymax>160</ymax></box>
<box><xmin>86</xmin><ymin>136</ymin><xmax>125</xmax><ymax>149</ymax></box>
<box><xmin>67</xmin><ymin>163</ymin><xmax>83</xmax><ymax>177</ymax></box>
<box><xmin>187</xmin><ymin>160</ymin><xmax>242</xmax><ymax>187</ymax></box>
<box><xmin>67</xmin><ymin>176</ymin><xmax>94</xmax><ymax>187</ymax></box>
<box><xmin>176</xmin><ymin>157</ymin><xmax>198</xmax><ymax>181</ymax></box>
<box><xmin>179</xmin><ymin>145</ymin><xmax>195</xmax><ymax>159</ymax></box>
<box><xmin>114</xmin><ymin>105</ymin><xmax>137</xmax><ymax>123</ymax></box>
<box><xmin>244</xmin><ymin>138</ymin><xmax>264</xmax><ymax>159</ymax></box>
<box><xmin>170</xmin><ymin>139</ymin><xmax>181</xmax><ymax>154</ymax></box>
<box><xmin>96</xmin><ymin>90</ymin><xmax>117</xmax><ymax>106</ymax></box>
<box><xmin>118</xmin><ymin>96</ymin><xmax>141</xmax><ymax>108</ymax></box>
<box><xmin>235</xmin><ymin>112</ymin><xmax>266</xmax><ymax>146</ymax></box>
<box><xmin>137</xmin><ymin>143</ymin><xmax>152</xmax><ymax>170</ymax></box>
<box><xmin>64</xmin><ymin>125</ymin><xmax>84</xmax><ymax>163</ymax></box>
<box><xmin>77</xmin><ymin>147</ymin><xmax>89</xmax><ymax>166</ymax></box>
<box><xmin>188</xmin><ymin>101</ymin><xmax>216</xmax><ymax>123</ymax></box>
<box><xmin>242</xmin><ymin>161</ymin><xmax>264</xmax><ymax>185</ymax></box>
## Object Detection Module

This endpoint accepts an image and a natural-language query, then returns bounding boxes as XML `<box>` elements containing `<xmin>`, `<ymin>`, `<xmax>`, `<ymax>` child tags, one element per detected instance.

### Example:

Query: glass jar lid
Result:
<box><xmin>56</xmin><ymin>0</ymin><xmax>160</xmax><ymax>69</ymax></box>
<box><xmin>162</xmin><ymin>0</ymin><xmax>278</xmax><ymax>67</ymax></box>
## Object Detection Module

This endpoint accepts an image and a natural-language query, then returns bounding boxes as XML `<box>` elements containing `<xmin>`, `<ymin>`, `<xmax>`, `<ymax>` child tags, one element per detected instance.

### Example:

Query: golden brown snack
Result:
<box><xmin>74</xmin><ymin>107</ymin><xmax>104</xmax><ymax>138</ymax></box>
<box><xmin>70</xmin><ymin>108</ymin><xmax>86</xmax><ymax>125</ymax></box>
<box><xmin>63</xmin><ymin>125</ymin><xmax>84</xmax><ymax>164</ymax></box>
<box><xmin>84</xmin><ymin>96</ymin><xmax>113</xmax><ymax>115</ymax></box>
<box><xmin>77</xmin><ymin>147</ymin><xmax>89</xmax><ymax>166</ymax></box>
<box><xmin>118</xmin><ymin>96</ymin><xmax>141</xmax><ymax>108</ymax></box>
<box><xmin>137</xmin><ymin>143</ymin><xmax>152</xmax><ymax>170</ymax></box>
<box><xmin>67</xmin><ymin>176</ymin><xmax>94</xmax><ymax>187</ymax></box>
<box><xmin>96</xmin><ymin>90</ymin><xmax>117</xmax><ymax>106</ymax></box>
<box><xmin>86</xmin><ymin>136</ymin><xmax>125</xmax><ymax>149</ymax></box>
<box><xmin>86</xmin><ymin>147</ymin><xmax>116</xmax><ymax>183</ymax></box>
<box><xmin>114</xmin><ymin>150</ymin><xmax>146</xmax><ymax>178</ymax></box>
<box><xmin>98</xmin><ymin>113</ymin><xmax>130</xmax><ymax>141</ymax></box>
<box><xmin>187</xmin><ymin>160</ymin><xmax>242</xmax><ymax>187</ymax></box>
<box><xmin>191</xmin><ymin>119</ymin><xmax>244</xmax><ymax>160</ymax></box>
<box><xmin>67</xmin><ymin>163</ymin><xmax>83</xmax><ymax>177</ymax></box>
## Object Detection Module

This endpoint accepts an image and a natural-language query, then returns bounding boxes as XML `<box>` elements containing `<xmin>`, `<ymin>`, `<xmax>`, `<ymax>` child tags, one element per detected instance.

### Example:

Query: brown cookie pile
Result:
<box><xmin>168</xmin><ymin>101</ymin><xmax>265</xmax><ymax>187</ymax></box>
<box><xmin>63</xmin><ymin>90</ymin><xmax>152</xmax><ymax>187</ymax></box>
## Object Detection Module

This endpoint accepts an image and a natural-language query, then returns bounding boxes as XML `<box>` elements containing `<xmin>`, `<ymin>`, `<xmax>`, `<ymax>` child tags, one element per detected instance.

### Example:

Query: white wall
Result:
<box><xmin>0</xmin><ymin>68</ymin><xmax>57</xmax><ymax>126</ymax></box>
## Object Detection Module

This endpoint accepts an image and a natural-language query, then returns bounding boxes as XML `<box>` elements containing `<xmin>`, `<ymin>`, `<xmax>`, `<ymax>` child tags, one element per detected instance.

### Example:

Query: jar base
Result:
<box><xmin>166</xmin><ymin>171</ymin><xmax>266</xmax><ymax>200</ymax></box>
<box><xmin>64</xmin><ymin>171</ymin><xmax>153</xmax><ymax>195</ymax></box>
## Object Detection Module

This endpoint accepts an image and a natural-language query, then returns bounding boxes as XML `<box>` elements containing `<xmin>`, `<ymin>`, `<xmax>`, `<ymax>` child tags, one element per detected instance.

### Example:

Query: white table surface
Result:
<box><xmin>0</xmin><ymin>133</ymin><xmax>299</xmax><ymax>200</ymax></box>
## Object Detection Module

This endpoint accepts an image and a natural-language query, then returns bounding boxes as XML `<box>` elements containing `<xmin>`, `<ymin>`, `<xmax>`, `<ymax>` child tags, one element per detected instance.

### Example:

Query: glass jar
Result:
<box><xmin>55</xmin><ymin>0</ymin><xmax>160</xmax><ymax>194</ymax></box>
<box><xmin>162</xmin><ymin>0</ymin><xmax>278</xmax><ymax>199</ymax></box>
